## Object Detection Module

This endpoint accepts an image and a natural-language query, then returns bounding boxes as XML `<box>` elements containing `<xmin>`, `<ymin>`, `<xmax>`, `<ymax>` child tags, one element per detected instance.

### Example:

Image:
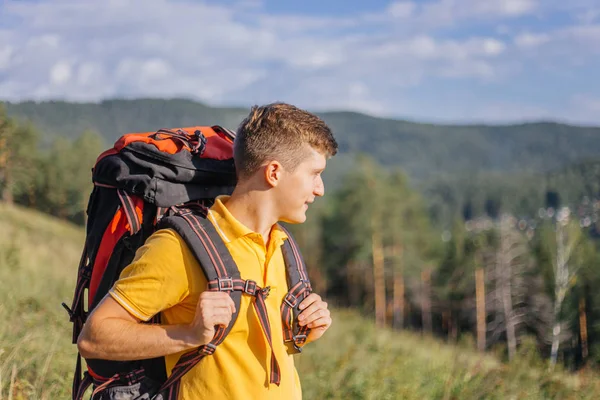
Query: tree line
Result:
<box><xmin>0</xmin><ymin>106</ymin><xmax>104</xmax><ymax>224</ymax></box>
<box><xmin>290</xmin><ymin>159</ymin><xmax>600</xmax><ymax>371</ymax></box>
<box><xmin>2</xmin><ymin>105</ymin><xmax>600</xmax><ymax>371</ymax></box>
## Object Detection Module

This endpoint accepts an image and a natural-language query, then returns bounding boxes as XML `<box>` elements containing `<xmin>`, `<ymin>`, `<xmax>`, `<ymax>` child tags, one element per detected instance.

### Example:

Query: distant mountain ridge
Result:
<box><xmin>4</xmin><ymin>98</ymin><xmax>600</xmax><ymax>180</ymax></box>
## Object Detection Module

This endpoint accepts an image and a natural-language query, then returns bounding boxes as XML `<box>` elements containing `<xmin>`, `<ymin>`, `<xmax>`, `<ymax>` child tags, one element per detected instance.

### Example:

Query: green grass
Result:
<box><xmin>1</xmin><ymin>202</ymin><xmax>600</xmax><ymax>399</ymax></box>
<box><xmin>297</xmin><ymin>313</ymin><xmax>600</xmax><ymax>399</ymax></box>
<box><xmin>0</xmin><ymin>203</ymin><xmax>84</xmax><ymax>399</ymax></box>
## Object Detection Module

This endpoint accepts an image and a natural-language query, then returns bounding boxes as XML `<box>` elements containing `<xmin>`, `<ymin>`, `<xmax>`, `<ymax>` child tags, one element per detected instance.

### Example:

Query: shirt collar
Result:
<box><xmin>208</xmin><ymin>195</ymin><xmax>289</xmax><ymax>245</ymax></box>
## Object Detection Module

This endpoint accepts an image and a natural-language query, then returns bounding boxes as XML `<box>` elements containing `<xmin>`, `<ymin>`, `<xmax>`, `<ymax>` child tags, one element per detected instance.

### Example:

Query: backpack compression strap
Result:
<box><xmin>116</xmin><ymin>189</ymin><xmax>142</xmax><ymax>235</ymax></box>
<box><xmin>68</xmin><ymin>189</ymin><xmax>151</xmax><ymax>400</ymax></box>
<box><xmin>156</xmin><ymin>207</ymin><xmax>282</xmax><ymax>399</ymax></box>
<box><xmin>65</xmin><ymin>189</ymin><xmax>141</xmax><ymax>345</ymax></box>
<box><xmin>279</xmin><ymin>225</ymin><xmax>313</xmax><ymax>353</ymax></box>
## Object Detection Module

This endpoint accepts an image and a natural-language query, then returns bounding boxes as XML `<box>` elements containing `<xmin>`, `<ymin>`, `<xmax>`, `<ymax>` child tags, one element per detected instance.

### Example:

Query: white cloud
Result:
<box><xmin>388</xmin><ymin>2</ymin><xmax>416</xmax><ymax>18</ymax></box>
<box><xmin>0</xmin><ymin>45</ymin><xmax>13</xmax><ymax>70</ymax></box>
<box><xmin>0</xmin><ymin>0</ymin><xmax>598</xmax><ymax>124</ymax></box>
<box><xmin>410</xmin><ymin>0</ymin><xmax>539</xmax><ymax>29</ymax></box>
<box><xmin>50</xmin><ymin>61</ymin><xmax>72</xmax><ymax>85</ymax></box>
<box><xmin>27</xmin><ymin>34</ymin><xmax>59</xmax><ymax>48</ymax></box>
<box><xmin>482</xmin><ymin>39</ymin><xmax>507</xmax><ymax>56</ymax></box>
<box><xmin>439</xmin><ymin>60</ymin><xmax>496</xmax><ymax>79</ymax></box>
<box><xmin>514</xmin><ymin>33</ymin><xmax>551</xmax><ymax>48</ymax></box>
<box><xmin>257</xmin><ymin>14</ymin><xmax>356</xmax><ymax>33</ymax></box>
<box><xmin>494</xmin><ymin>0</ymin><xmax>538</xmax><ymax>16</ymax></box>
<box><xmin>565</xmin><ymin>25</ymin><xmax>600</xmax><ymax>42</ymax></box>
<box><xmin>235</xmin><ymin>0</ymin><xmax>264</xmax><ymax>10</ymax></box>
<box><xmin>405</xmin><ymin>36</ymin><xmax>437</xmax><ymax>59</ymax></box>
<box><xmin>513</xmin><ymin>24</ymin><xmax>600</xmax><ymax>57</ymax></box>
<box><xmin>142</xmin><ymin>59</ymin><xmax>170</xmax><ymax>80</ymax></box>
<box><xmin>366</xmin><ymin>36</ymin><xmax>506</xmax><ymax>63</ymax></box>
<box><xmin>0</xmin><ymin>0</ymin><xmax>515</xmax><ymax>103</ymax></box>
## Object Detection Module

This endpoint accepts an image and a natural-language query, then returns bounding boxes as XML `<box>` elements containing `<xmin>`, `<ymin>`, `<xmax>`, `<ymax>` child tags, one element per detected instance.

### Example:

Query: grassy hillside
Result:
<box><xmin>1</xmin><ymin>203</ymin><xmax>600</xmax><ymax>399</ymax></box>
<box><xmin>0</xmin><ymin>203</ymin><xmax>84</xmax><ymax>399</ymax></box>
<box><xmin>4</xmin><ymin>99</ymin><xmax>600</xmax><ymax>181</ymax></box>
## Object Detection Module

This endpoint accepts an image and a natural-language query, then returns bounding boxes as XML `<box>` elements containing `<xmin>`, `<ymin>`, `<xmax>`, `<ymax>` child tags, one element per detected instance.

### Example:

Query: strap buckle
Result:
<box><xmin>283</xmin><ymin>293</ymin><xmax>297</xmax><ymax>308</ymax></box>
<box><xmin>244</xmin><ymin>279</ymin><xmax>257</xmax><ymax>296</ymax></box>
<box><xmin>292</xmin><ymin>334</ymin><xmax>307</xmax><ymax>353</ymax></box>
<box><xmin>293</xmin><ymin>334</ymin><xmax>307</xmax><ymax>343</ymax></box>
<box><xmin>217</xmin><ymin>277</ymin><xmax>234</xmax><ymax>292</ymax></box>
<box><xmin>301</xmin><ymin>279</ymin><xmax>313</xmax><ymax>292</ymax></box>
<box><xmin>260</xmin><ymin>286</ymin><xmax>271</xmax><ymax>298</ymax></box>
<box><xmin>200</xmin><ymin>342</ymin><xmax>217</xmax><ymax>356</ymax></box>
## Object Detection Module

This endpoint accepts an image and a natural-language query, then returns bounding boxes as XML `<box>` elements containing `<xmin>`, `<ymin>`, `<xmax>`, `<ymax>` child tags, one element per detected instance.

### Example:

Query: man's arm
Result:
<box><xmin>77</xmin><ymin>291</ymin><xmax>236</xmax><ymax>360</ymax></box>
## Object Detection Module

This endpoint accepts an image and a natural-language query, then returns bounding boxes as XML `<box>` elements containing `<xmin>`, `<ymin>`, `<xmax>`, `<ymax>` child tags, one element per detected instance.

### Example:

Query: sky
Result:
<box><xmin>1</xmin><ymin>0</ymin><xmax>600</xmax><ymax>125</ymax></box>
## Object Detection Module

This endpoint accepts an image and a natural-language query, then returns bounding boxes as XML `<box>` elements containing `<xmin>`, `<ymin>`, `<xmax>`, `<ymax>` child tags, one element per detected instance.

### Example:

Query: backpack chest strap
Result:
<box><xmin>207</xmin><ymin>277</ymin><xmax>281</xmax><ymax>384</ymax></box>
<box><xmin>158</xmin><ymin>276</ymin><xmax>282</xmax><ymax>398</ymax></box>
<box><xmin>157</xmin><ymin>210</ymin><xmax>314</xmax><ymax>396</ymax></box>
<box><xmin>207</xmin><ymin>277</ymin><xmax>266</xmax><ymax>296</ymax></box>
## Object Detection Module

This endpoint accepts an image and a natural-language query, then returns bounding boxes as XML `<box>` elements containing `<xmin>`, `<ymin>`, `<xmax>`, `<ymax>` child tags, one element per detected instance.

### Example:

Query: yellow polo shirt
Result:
<box><xmin>109</xmin><ymin>196</ymin><xmax>302</xmax><ymax>399</ymax></box>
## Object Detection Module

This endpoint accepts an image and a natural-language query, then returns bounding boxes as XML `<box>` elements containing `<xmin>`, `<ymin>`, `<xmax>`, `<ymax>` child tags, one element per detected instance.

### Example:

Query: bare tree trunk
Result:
<box><xmin>579</xmin><ymin>296</ymin><xmax>589</xmax><ymax>362</ymax></box>
<box><xmin>550</xmin><ymin>300</ymin><xmax>562</xmax><ymax>367</ymax></box>
<box><xmin>495</xmin><ymin>217</ymin><xmax>531</xmax><ymax>361</ymax></box>
<box><xmin>476</xmin><ymin>267</ymin><xmax>486</xmax><ymax>352</ymax></box>
<box><xmin>421</xmin><ymin>269</ymin><xmax>432</xmax><ymax>334</ymax></box>
<box><xmin>499</xmin><ymin>221</ymin><xmax>517</xmax><ymax>360</ymax></box>
<box><xmin>551</xmin><ymin>221</ymin><xmax>569</xmax><ymax>368</ymax></box>
<box><xmin>502</xmin><ymin>272</ymin><xmax>517</xmax><ymax>361</ymax></box>
<box><xmin>392</xmin><ymin>243</ymin><xmax>404</xmax><ymax>330</ymax></box>
<box><xmin>372</xmin><ymin>229</ymin><xmax>386</xmax><ymax>328</ymax></box>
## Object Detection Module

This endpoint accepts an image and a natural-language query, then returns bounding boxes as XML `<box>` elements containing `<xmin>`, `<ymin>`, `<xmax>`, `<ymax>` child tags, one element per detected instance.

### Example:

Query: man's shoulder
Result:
<box><xmin>146</xmin><ymin>227</ymin><xmax>188</xmax><ymax>248</ymax></box>
<box><xmin>135</xmin><ymin>228</ymin><xmax>199</xmax><ymax>270</ymax></box>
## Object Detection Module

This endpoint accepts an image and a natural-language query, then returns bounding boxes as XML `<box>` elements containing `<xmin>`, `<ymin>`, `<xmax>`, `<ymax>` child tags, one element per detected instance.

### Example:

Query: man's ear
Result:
<box><xmin>264</xmin><ymin>160</ymin><xmax>284</xmax><ymax>188</ymax></box>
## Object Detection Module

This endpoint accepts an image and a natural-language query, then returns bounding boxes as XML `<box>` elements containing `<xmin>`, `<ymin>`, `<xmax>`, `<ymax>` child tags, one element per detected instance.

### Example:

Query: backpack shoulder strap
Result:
<box><xmin>160</xmin><ymin>206</ymin><xmax>243</xmax><ymax>296</ymax></box>
<box><xmin>155</xmin><ymin>206</ymin><xmax>241</xmax><ymax>398</ymax></box>
<box><xmin>158</xmin><ymin>206</ymin><xmax>243</xmax><ymax>341</ymax></box>
<box><xmin>278</xmin><ymin>224</ymin><xmax>313</xmax><ymax>353</ymax></box>
<box><xmin>155</xmin><ymin>205</ymin><xmax>283</xmax><ymax>398</ymax></box>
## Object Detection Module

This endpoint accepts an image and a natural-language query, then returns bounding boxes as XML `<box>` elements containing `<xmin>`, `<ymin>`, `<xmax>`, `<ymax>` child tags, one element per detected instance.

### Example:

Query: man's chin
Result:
<box><xmin>280</xmin><ymin>212</ymin><xmax>307</xmax><ymax>224</ymax></box>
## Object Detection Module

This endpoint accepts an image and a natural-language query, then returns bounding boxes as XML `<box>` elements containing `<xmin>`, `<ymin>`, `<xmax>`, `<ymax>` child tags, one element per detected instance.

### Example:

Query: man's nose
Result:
<box><xmin>314</xmin><ymin>176</ymin><xmax>325</xmax><ymax>197</ymax></box>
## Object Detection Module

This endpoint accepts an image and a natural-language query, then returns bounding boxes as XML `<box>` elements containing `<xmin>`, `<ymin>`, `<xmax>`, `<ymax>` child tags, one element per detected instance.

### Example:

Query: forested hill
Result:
<box><xmin>4</xmin><ymin>98</ymin><xmax>600</xmax><ymax>180</ymax></box>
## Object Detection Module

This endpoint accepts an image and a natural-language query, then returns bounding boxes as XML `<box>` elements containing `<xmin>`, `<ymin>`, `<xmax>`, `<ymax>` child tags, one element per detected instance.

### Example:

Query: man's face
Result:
<box><xmin>276</xmin><ymin>147</ymin><xmax>327</xmax><ymax>224</ymax></box>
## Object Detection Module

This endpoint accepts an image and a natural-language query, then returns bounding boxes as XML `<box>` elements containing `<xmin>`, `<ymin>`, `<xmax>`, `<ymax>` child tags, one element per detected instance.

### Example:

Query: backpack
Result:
<box><xmin>63</xmin><ymin>126</ymin><xmax>313</xmax><ymax>400</ymax></box>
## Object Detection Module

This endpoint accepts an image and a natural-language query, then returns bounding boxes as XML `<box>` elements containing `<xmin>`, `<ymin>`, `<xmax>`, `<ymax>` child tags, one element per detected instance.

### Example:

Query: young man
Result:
<box><xmin>77</xmin><ymin>103</ymin><xmax>338</xmax><ymax>399</ymax></box>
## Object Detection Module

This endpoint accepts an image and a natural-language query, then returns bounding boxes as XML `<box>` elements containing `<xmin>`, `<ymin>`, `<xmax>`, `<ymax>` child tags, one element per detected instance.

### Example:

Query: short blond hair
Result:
<box><xmin>233</xmin><ymin>103</ymin><xmax>337</xmax><ymax>179</ymax></box>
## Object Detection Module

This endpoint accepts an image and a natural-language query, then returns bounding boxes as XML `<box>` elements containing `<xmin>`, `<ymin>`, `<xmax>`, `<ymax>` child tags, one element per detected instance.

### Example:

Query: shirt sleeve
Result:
<box><xmin>109</xmin><ymin>228</ymin><xmax>192</xmax><ymax>321</ymax></box>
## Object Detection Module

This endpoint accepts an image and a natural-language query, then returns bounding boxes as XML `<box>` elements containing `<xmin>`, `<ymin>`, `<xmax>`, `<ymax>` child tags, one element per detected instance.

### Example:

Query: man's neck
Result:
<box><xmin>224</xmin><ymin>184</ymin><xmax>278</xmax><ymax>244</ymax></box>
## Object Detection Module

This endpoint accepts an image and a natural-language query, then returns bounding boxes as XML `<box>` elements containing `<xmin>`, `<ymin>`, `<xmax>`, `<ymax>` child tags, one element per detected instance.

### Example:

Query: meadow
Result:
<box><xmin>1</xmin><ymin>203</ymin><xmax>599</xmax><ymax>399</ymax></box>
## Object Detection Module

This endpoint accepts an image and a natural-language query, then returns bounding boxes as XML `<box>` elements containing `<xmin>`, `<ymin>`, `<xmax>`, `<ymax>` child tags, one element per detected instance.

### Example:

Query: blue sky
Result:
<box><xmin>1</xmin><ymin>0</ymin><xmax>599</xmax><ymax>124</ymax></box>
